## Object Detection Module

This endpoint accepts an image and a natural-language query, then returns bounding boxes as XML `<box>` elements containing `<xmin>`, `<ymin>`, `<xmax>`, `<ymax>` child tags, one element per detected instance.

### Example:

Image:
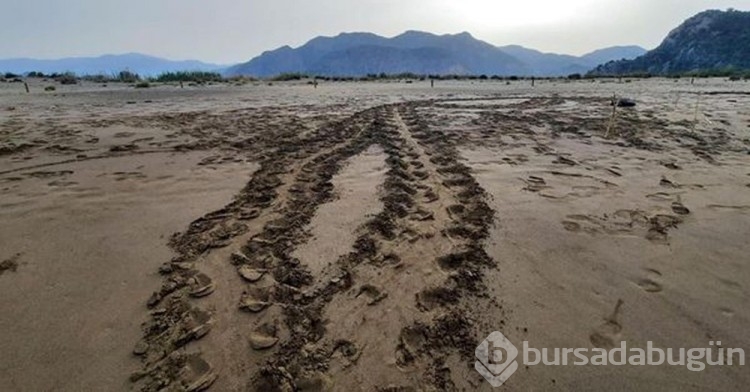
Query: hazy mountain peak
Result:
<box><xmin>227</xmin><ymin>30</ymin><xmax>527</xmax><ymax>77</ymax></box>
<box><xmin>226</xmin><ymin>30</ymin><xmax>651</xmax><ymax>77</ymax></box>
<box><xmin>0</xmin><ymin>53</ymin><xmax>223</xmax><ymax>76</ymax></box>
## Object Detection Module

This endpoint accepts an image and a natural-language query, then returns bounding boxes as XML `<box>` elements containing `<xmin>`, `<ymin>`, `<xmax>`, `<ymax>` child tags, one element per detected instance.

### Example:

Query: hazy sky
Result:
<box><xmin>2</xmin><ymin>0</ymin><xmax>749</xmax><ymax>64</ymax></box>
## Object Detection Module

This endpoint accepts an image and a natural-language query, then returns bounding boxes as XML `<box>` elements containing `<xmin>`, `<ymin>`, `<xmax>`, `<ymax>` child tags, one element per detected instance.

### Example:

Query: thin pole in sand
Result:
<box><xmin>692</xmin><ymin>92</ymin><xmax>703</xmax><ymax>131</ymax></box>
<box><xmin>24</xmin><ymin>82</ymin><xmax>29</xmax><ymax>93</ymax></box>
<box><xmin>605</xmin><ymin>93</ymin><xmax>618</xmax><ymax>139</ymax></box>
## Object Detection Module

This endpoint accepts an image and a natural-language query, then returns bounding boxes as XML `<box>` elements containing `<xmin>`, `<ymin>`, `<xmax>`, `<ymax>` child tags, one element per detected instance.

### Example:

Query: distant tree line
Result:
<box><xmin>588</xmin><ymin>66</ymin><xmax>750</xmax><ymax>80</ymax></box>
<box><xmin>269</xmin><ymin>72</ymin><xmax>583</xmax><ymax>82</ymax></box>
<box><xmin>4</xmin><ymin>68</ymin><xmax>750</xmax><ymax>87</ymax></box>
<box><xmin>154</xmin><ymin>71</ymin><xmax>224</xmax><ymax>82</ymax></box>
<box><xmin>1</xmin><ymin>70</ymin><xmax>226</xmax><ymax>86</ymax></box>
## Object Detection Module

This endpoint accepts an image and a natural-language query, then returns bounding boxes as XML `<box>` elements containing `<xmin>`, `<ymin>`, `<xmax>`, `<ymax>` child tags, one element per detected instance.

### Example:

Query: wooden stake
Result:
<box><xmin>605</xmin><ymin>94</ymin><xmax>618</xmax><ymax>139</ymax></box>
<box><xmin>692</xmin><ymin>92</ymin><xmax>702</xmax><ymax>131</ymax></box>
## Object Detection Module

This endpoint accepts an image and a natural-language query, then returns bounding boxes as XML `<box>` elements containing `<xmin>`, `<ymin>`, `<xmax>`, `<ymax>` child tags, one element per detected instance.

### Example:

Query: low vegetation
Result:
<box><xmin>154</xmin><ymin>71</ymin><xmax>223</xmax><ymax>83</ymax></box>
<box><xmin>57</xmin><ymin>72</ymin><xmax>78</xmax><ymax>85</ymax></box>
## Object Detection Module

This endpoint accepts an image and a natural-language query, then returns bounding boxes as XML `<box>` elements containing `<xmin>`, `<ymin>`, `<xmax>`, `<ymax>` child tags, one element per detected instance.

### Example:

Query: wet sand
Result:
<box><xmin>1</xmin><ymin>78</ymin><xmax>749</xmax><ymax>391</ymax></box>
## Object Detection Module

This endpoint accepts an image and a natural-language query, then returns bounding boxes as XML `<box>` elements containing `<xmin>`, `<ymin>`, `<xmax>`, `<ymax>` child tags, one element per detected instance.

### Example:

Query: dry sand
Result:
<box><xmin>1</xmin><ymin>78</ymin><xmax>749</xmax><ymax>391</ymax></box>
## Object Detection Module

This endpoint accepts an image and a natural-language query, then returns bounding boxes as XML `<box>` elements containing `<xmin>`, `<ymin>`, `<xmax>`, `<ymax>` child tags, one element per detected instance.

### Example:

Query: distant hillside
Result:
<box><xmin>591</xmin><ymin>9</ymin><xmax>750</xmax><ymax>75</ymax></box>
<box><xmin>226</xmin><ymin>31</ymin><xmax>527</xmax><ymax>77</ymax></box>
<box><xmin>498</xmin><ymin>45</ymin><xmax>645</xmax><ymax>76</ymax></box>
<box><xmin>228</xmin><ymin>31</ymin><xmax>645</xmax><ymax>77</ymax></box>
<box><xmin>579</xmin><ymin>46</ymin><xmax>648</xmax><ymax>67</ymax></box>
<box><xmin>0</xmin><ymin>53</ymin><xmax>223</xmax><ymax>76</ymax></box>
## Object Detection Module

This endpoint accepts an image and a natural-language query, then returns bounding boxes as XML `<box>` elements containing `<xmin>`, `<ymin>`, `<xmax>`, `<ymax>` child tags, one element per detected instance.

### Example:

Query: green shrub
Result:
<box><xmin>44</xmin><ymin>86</ymin><xmax>56</xmax><ymax>91</ymax></box>
<box><xmin>134</xmin><ymin>82</ymin><xmax>150</xmax><ymax>88</ymax></box>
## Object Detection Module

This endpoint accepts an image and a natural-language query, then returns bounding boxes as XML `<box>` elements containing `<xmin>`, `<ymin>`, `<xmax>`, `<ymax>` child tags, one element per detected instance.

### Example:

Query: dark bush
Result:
<box><xmin>57</xmin><ymin>73</ymin><xmax>78</xmax><ymax>85</ymax></box>
<box><xmin>270</xmin><ymin>72</ymin><xmax>307</xmax><ymax>81</ymax></box>
<box><xmin>81</xmin><ymin>74</ymin><xmax>111</xmax><ymax>83</ymax></box>
<box><xmin>118</xmin><ymin>71</ymin><xmax>141</xmax><ymax>83</ymax></box>
<box><xmin>155</xmin><ymin>71</ymin><xmax>222</xmax><ymax>83</ymax></box>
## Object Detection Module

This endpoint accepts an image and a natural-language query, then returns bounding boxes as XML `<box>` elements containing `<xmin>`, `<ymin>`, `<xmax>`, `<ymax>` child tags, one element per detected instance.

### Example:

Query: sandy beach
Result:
<box><xmin>1</xmin><ymin>78</ymin><xmax>749</xmax><ymax>391</ymax></box>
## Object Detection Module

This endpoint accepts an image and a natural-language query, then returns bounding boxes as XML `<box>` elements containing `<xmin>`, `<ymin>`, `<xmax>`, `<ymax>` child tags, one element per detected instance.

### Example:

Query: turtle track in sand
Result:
<box><xmin>245</xmin><ymin>103</ymin><xmax>498</xmax><ymax>391</ymax></box>
<box><xmin>131</xmin><ymin>101</ymin><xmax>500</xmax><ymax>391</ymax></box>
<box><xmin>130</xmin><ymin>105</ymin><xmax>383</xmax><ymax>391</ymax></box>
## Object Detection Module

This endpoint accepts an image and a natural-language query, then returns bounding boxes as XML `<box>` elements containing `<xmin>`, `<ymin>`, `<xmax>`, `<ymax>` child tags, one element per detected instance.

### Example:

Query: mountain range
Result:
<box><xmin>225</xmin><ymin>31</ymin><xmax>645</xmax><ymax>77</ymax></box>
<box><xmin>0</xmin><ymin>53</ymin><xmax>223</xmax><ymax>77</ymax></box>
<box><xmin>0</xmin><ymin>35</ymin><xmax>645</xmax><ymax>78</ymax></box>
<box><xmin>591</xmin><ymin>9</ymin><xmax>750</xmax><ymax>75</ymax></box>
<box><xmin>5</xmin><ymin>9</ymin><xmax>747</xmax><ymax>79</ymax></box>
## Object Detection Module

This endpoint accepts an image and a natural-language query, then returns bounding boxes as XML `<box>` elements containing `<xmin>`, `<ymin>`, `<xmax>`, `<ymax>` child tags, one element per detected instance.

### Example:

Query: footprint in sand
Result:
<box><xmin>47</xmin><ymin>180</ymin><xmax>78</xmax><ymax>187</ymax></box>
<box><xmin>612</xmin><ymin>209</ymin><xmax>649</xmax><ymax>224</ymax></box>
<box><xmin>562</xmin><ymin>221</ymin><xmax>582</xmax><ymax>232</ymax></box>
<box><xmin>356</xmin><ymin>284</ymin><xmax>388</xmax><ymax>306</ymax></box>
<box><xmin>646</xmin><ymin>192</ymin><xmax>680</xmax><ymax>202</ymax></box>
<box><xmin>646</xmin><ymin>214</ymin><xmax>682</xmax><ymax>244</ymax></box>
<box><xmin>554</xmin><ymin>156</ymin><xmax>577</xmax><ymax>166</ymax></box>
<box><xmin>180</xmin><ymin>354</ymin><xmax>218</xmax><ymax>392</ymax></box>
<box><xmin>590</xmin><ymin>299</ymin><xmax>624</xmax><ymax>349</ymax></box>
<box><xmin>26</xmin><ymin>170</ymin><xmax>74</xmax><ymax>179</ymax></box>
<box><xmin>238</xmin><ymin>265</ymin><xmax>267</xmax><ymax>283</ymax></box>
<box><xmin>113</xmin><ymin>171</ymin><xmax>147</xmax><ymax>181</ymax></box>
<box><xmin>707</xmin><ymin>204</ymin><xmax>750</xmax><ymax>211</ymax></box>
<box><xmin>239</xmin><ymin>287</ymin><xmax>272</xmax><ymax>313</ymax></box>
<box><xmin>416</xmin><ymin>286</ymin><xmax>458</xmax><ymax>311</ymax></box>
<box><xmin>671</xmin><ymin>201</ymin><xmax>690</xmax><ymax>215</ymax></box>
<box><xmin>569</xmin><ymin>185</ymin><xmax>602</xmax><ymax>198</ymax></box>
<box><xmin>522</xmin><ymin>175</ymin><xmax>547</xmax><ymax>192</ymax></box>
<box><xmin>249</xmin><ymin>322</ymin><xmax>280</xmax><ymax>350</ymax></box>
<box><xmin>188</xmin><ymin>273</ymin><xmax>215</xmax><ymax>298</ymax></box>
<box><xmin>660</xmin><ymin>176</ymin><xmax>678</xmax><ymax>188</ymax></box>
<box><xmin>562</xmin><ymin>214</ymin><xmax>600</xmax><ymax>234</ymax></box>
<box><xmin>395</xmin><ymin>325</ymin><xmax>427</xmax><ymax>369</ymax></box>
<box><xmin>636</xmin><ymin>269</ymin><xmax>664</xmax><ymax>293</ymax></box>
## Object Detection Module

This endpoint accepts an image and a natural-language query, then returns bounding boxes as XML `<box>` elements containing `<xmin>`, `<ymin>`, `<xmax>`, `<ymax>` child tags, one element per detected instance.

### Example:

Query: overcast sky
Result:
<box><xmin>2</xmin><ymin>0</ymin><xmax>748</xmax><ymax>64</ymax></box>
